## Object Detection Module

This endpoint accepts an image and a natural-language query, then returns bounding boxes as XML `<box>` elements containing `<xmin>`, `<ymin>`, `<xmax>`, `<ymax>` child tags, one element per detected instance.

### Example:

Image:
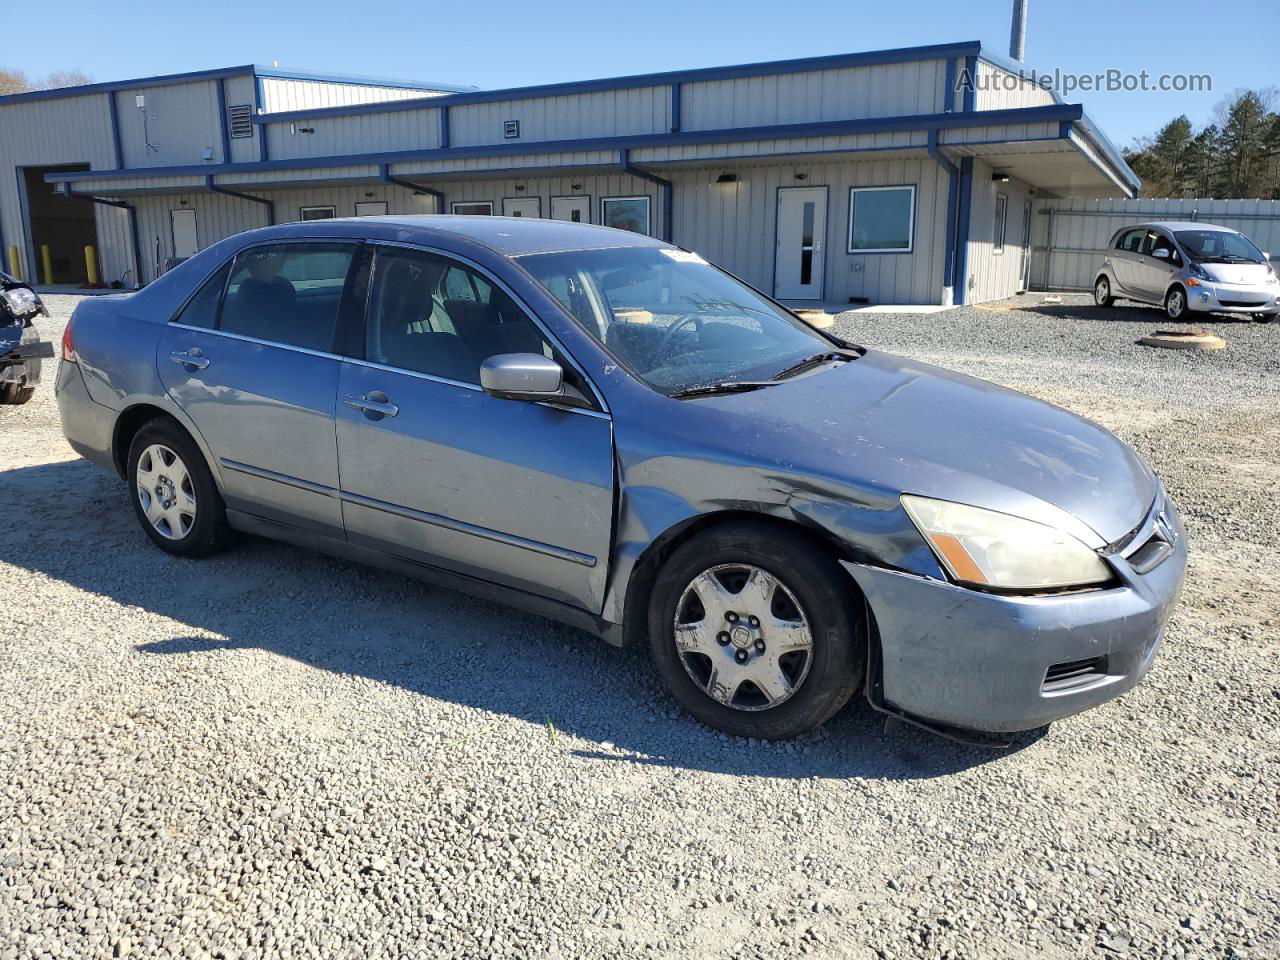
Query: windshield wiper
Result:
<box><xmin>771</xmin><ymin>349</ymin><xmax>860</xmax><ymax>381</ymax></box>
<box><xmin>670</xmin><ymin>380</ymin><xmax>775</xmax><ymax>399</ymax></box>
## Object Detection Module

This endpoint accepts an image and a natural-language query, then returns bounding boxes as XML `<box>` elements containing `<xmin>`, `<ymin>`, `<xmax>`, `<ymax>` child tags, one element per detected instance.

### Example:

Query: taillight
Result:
<box><xmin>61</xmin><ymin>322</ymin><xmax>77</xmax><ymax>363</ymax></box>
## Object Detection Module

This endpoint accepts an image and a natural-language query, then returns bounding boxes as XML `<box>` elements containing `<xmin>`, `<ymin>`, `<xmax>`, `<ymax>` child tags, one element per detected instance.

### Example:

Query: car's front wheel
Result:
<box><xmin>0</xmin><ymin>381</ymin><xmax>35</xmax><ymax>405</ymax></box>
<box><xmin>127</xmin><ymin>419</ymin><xmax>233</xmax><ymax>557</ymax></box>
<box><xmin>647</xmin><ymin>521</ymin><xmax>863</xmax><ymax>739</ymax></box>
<box><xmin>1094</xmin><ymin>276</ymin><xmax>1114</xmax><ymax>307</ymax></box>
<box><xmin>1165</xmin><ymin>286</ymin><xmax>1189</xmax><ymax>321</ymax></box>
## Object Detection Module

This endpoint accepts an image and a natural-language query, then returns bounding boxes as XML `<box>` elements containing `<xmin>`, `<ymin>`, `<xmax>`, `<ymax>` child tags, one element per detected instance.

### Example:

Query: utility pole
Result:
<box><xmin>1009</xmin><ymin>0</ymin><xmax>1028</xmax><ymax>61</ymax></box>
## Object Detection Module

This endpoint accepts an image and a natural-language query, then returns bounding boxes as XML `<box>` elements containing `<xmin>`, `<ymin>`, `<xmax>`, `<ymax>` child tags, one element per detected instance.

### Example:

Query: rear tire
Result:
<box><xmin>647</xmin><ymin>521</ymin><xmax>864</xmax><ymax>740</ymax></box>
<box><xmin>127</xmin><ymin>418</ymin><xmax>233</xmax><ymax>557</ymax></box>
<box><xmin>0</xmin><ymin>382</ymin><xmax>35</xmax><ymax>405</ymax></box>
<box><xmin>1165</xmin><ymin>286</ymin><xmax>1189</xmax><ymax>321</ymax></box>
<box><xmin>1094</xmin><ymin>276</ymin><xmax>1114</xmax><ymax>307</ymax></box>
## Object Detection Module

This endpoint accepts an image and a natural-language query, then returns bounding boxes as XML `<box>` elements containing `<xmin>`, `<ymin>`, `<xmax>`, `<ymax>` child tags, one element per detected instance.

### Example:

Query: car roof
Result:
<box><xmin>256</xmin><ymin>214</ymin><xmax>670</xmax><ymax>258</ymax></box>
<box><xmin>1121</xmin><ymin>221</ymin><xmax>1237</xmax><ymax>233</ymax></box>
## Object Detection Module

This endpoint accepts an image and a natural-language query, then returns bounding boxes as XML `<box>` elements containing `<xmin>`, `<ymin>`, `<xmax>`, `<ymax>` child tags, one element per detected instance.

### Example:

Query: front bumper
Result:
<box><xmin>1186</xmin><ymin>280</ymin><xmax>1280</xmax><ymax>314</ymax></box>
<box><xmin>842</xmin><ymin>497</ymin><xmax>1187</xmax><ymax>733</ymax></box>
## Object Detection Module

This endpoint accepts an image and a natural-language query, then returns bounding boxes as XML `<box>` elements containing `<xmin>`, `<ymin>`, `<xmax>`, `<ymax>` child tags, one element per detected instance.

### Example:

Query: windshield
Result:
<box><xmin>516</xmin><ymin>246</ymin><xmax>835</xmax><ymax>395</ymax></box>
<box><xmin>1174</xmin><ymin>230</ymin><xmax>1266</xmax><ymax>263</ymax></box>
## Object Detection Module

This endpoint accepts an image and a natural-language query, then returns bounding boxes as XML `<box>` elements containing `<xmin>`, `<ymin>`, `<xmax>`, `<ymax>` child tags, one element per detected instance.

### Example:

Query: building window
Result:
<box><xmin>503</xmin><ymin>120</ymin><xmax>520</xmax><ymax>139</ymax></box>
<box><xmin>601</xmin><ymin>196</ymin><xmax>650</xmax><ymax>235</ymax></box>
<box><xmin>227</xmin><ymin>104</ymin><xmax>253</xmax><ymax>139</ymax></box>
<box><xmin>355</xmin><ymin>201</ymin><xmax>389</xmax><ymax>217</ymax></box>
<box><xmin>451</xmin><ymin>201</ymin><xmax>494</xmax><ymax>216</ymax></box>
<box><xmin>847</xmin><ymin>185</ymin><xmax>915</xmax><ymax>253</ymax></box>
<box><xmin>993</xmin><ymin>193</ymin><xmax>1008</xmax><ymax>255</ymax></box>
<box><xmin>299</xmin><ymin>206</ymin><xmax>336</xmax><ymax>221</ymax></box>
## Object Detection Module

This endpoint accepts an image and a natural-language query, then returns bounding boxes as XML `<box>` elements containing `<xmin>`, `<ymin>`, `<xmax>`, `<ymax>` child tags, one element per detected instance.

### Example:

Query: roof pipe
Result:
<box><xmin>56</xmin><ymin>184</ymin><xmax>144</xmax><ymax>288</ymax></box>
<box><xmin>204</xmin><ymin>176</ymin><xmax>275</xmax><ymax>225</ymax></box>
<box><xmin>619</xmin><ymin>149</ymin><xmax>673</xmax><ymax>243</ymax></box>
<box><xmin>379</xmin><ymin>164</ymin><xmax>445</xmax><ymax>214</ymax></box>
<box><xmin>926</xmin><ymin>131</ymin><xmax>960</xmax><ymax>305</ymax></box>
<box><xmin>1009</xmin><ymin>0</ymin><xmax>1028</xmax><ymax>61</ymax></box>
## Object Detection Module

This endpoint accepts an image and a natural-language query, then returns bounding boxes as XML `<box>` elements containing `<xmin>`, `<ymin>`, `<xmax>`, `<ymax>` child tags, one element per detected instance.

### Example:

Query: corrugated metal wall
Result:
<box><xmin>672</xmin><ymin>156</ymin><xmax>949</xmax><ymax>305</ymax></box>
<box><xmin>681</xmin><ymin>60</ymin><xmax>950</xmax><ymax>128</ymax></box>
<box><xmin>450</xmin><ymin>87</ymin><xmax>670</xmax><ymax>147</ymax></box>
<box><xmin>259</xmin><ymin>78</ymin><xmax>444</xmax><ymax>113</ymax></box>
<box><xmin>113</xmin><ymin>80</ymin><xmax>224</xmax><ymax>168</ymax></box>
<box><xmin>963</xmin><ymin>158</ymin><xmax>1033</xmax><ymax>303</ymax></box>
<box><xmin>973</xmin><ymin>62</ymin><xmax>1056</xmax><ymax>111</ymax></box>
<box><xmin>266</xmin><ymin>106</ymin><xmax>442</xmax><ymax>159</ymax></box>
<box><xmin>0</xmin><ymin>92</ymin><xmax>132</xmax><ymax>284</ymax></box>
<box><xmin>1031</xmin><ymin>197</ymin><xmax>1280</xmax><ymax>291</ymax></box>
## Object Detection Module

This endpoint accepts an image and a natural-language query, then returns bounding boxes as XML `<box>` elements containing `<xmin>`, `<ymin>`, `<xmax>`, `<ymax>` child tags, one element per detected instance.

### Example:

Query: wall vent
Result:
<box><xmin>228</xmin><ymin>104</ymin><xmax>253</xmax><ymax>139</ymax></box>
<box><xmin>503</xmin><ymin>120</ymin><xmax>520</xmax><ymax>139</ymax></box>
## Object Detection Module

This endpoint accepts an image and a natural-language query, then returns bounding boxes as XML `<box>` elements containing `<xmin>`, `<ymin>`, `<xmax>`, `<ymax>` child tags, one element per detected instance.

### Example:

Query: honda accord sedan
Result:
<box><xmin>57</xmin><ymin>216</ymin><xmax>1186</xmax><ymax>742</ymax></box>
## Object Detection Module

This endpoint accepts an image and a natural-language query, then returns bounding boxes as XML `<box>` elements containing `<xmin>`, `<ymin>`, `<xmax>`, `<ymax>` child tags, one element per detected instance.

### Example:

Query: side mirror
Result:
<box><xmin>480</xmin><ymin>353</ymin><xmax>565</xmax><ymax>402</ymax></box>
<box><xmin>1152</xmin><ymin>247</ymin><xmax>1171</xmax><ymax>260</ymax></box>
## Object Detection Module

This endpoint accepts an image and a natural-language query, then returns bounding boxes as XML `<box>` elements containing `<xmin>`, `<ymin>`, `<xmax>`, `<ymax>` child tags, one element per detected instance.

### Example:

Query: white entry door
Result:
<box><xmin>170</xmin><ymin>209</ymin><xmax>198</xmax><ymax>259</ymax></box>
<box><xmin>774</xmin><ymin>187</ymin><xmax>827</xmax><ymax>300</ymax></box>
<box><xmin>502</xmin><ymin>197</ymin><xmax>542</xmax><ymax>218</ymax></box>
<box><xmin>550</xmin><ymin>195</ymin><xmax>591</xmax><ymax>224</ymax></box>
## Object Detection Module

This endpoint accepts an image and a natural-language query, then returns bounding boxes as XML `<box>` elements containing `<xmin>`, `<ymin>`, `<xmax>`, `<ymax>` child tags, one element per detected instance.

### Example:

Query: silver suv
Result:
<box><xmin>1094</xmin><ymin>221</ymin><xmax>1279</xmax><ymax>322</ymax></box>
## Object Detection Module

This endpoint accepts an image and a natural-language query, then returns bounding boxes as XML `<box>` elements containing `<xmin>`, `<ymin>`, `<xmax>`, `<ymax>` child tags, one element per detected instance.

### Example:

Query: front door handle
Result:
<box><xmin>169</xmin><ymin>349</ymin><xmax>210</xmax><ymax>371</ymax></box>
<box><xmin>343</xmin><ymin>391</ymin><xmax>399</xmax><ymax>419</ymax></box>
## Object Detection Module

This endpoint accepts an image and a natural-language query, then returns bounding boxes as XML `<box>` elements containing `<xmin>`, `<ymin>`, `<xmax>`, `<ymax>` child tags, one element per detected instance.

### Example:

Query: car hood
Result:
<box><xmin>683</xmin><ymin>349</ymin><xmax>1156</xmax><ymax>547</ymax></box>
<box><xmin>1199</xmin><ymin>261</ymin><xmax>1272</xmax><ymax>285</ymax></box>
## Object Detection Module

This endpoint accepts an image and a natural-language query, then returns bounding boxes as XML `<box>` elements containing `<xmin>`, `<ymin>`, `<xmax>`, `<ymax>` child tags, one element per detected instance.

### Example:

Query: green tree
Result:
<box><xmin>1215</xmin><ymin>91</ymin><xmax>1272</xmax><ymax>197</ymax></box>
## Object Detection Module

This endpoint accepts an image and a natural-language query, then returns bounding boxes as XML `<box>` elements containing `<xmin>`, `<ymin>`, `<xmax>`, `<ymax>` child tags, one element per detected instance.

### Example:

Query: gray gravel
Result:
<box><xmin>1</xmin><ymin>292</ymin><xmax>1277</xmax><ymax>959</ymax></box>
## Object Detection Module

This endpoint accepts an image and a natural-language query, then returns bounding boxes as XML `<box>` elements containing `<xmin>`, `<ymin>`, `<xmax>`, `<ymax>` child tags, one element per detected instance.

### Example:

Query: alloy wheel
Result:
<box><xmin>136</xmin><ymin>443</ymin><xmax>197</xmax><ymax>540</ymax></box>
<box><xmin>1167</xmin><ymin>289</ymin><xmax>1186</xmax><ymax>319</ymax></box>
<box><xmin>672</xmin><ymin>564</ymin><xmax>813</xmax><ymax>711</ymax></box>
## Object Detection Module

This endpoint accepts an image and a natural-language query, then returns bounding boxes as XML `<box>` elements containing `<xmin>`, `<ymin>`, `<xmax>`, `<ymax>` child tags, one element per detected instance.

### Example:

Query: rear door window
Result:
<box><xmin>1115</xmin><ymin>229</ymin><xmax>1145</xmax><ymax>253</ymax></box>
<box><xmin>220</xmin><ymin>242</ymin><xmax>358</xmax><ymax>352</ymax></box>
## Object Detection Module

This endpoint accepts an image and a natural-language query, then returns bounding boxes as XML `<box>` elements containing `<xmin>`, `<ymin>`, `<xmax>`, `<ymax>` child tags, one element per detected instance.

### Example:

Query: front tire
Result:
<box><xmin>647</xmin><ymin>521</ymin><xmax>864</xmax><ymax>739</ymax></box>
<box><xmin>1094</xmin><ymin>276</ymin><xmax>1114</xmax><ymax>307</ymax></box>
<box><xmin>1254</xmin><ymin>312</ymin><xmax>1276</xmax><ymax>324</ymax></box>
<box><xmin>0</xmin><ymin>381</ymin><xmax>35</xmax><ymax>405</ymax></box>
<box><xmin>127</xmin><ymin>419</ymin><xmax>233</xmax><ymax>557</ymax></box>
<box><xmin>1165</xmin><ymin>285</ymin><xmax>1189</xmax><ymax>321</ymax></box>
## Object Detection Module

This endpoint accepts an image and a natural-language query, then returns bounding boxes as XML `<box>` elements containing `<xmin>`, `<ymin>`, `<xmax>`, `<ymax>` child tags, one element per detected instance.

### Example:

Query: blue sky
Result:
<box><xmin>10</xmin><ymin>0</ymin><xmax>1277</xmax><ymax>147</ymax></box>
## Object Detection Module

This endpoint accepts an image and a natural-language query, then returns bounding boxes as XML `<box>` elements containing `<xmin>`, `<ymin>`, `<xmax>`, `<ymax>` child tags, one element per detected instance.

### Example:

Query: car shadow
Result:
<box><xmin>2</xmin><ymin>457</ymin><xmax>1047</xmax><ymax>781</ymax></box>
<box><xmin>1017</xmin><ymin>302</ymin><xmax>1259</xmax><ymax>324</ymax></box>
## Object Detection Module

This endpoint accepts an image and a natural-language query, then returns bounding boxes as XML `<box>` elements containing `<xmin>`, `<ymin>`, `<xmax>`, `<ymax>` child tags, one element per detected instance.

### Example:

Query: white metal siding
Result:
<box><xmin>974</xmin><ymin>62</ymin><xmax>1056</xmax><ymax>111</ymax></box>
<box><xmin>681</xmin><ymin>60</ymin><xmax>950</xmax><ymax>130</ymax></box>
<box><xmin>964</xmin><ymin>158</ymin><xmax>1032</xmax><ymax>303</ymax></box>
<box><xmin>0</xmin><ymin>92</ymin><xmax>131</xmax><ymax>284</ymax></box>
<box><xmin>672</xmin><ymin>156</ymin><xmax>948</xmax><ymax>305</ymax></box>
<box><xmin>449</xmin><ymin>87</ymin><xmax>670</xmax><ymax>148</ymax></box>
<box><xmin>265</xmin><ymin>106</ymin><xmax>442</xmax><ymax>160</ymax></box>
<box><xmin>1031</xmin><ymin>196</ymin><xmax>1280</xmax><ymax>291</ymax></box>
<box><xmin>114</xmin><ymin>81</ymin><xmax>225</xmax><ymax>168</ymax></box>
<box><xmin>259</xmin><ymin>78</ymin><xmax>444</xmax><ymax>113</ymax></box>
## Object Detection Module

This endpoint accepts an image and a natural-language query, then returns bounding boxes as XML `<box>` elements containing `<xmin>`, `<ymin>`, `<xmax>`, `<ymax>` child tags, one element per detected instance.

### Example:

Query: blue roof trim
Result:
<box><xmin>250</xmin><ymin>41</ymin><xmax>986</xmax><ymax>124</ymax></box>
<box><xmin>974</xmin><ymin>46</ymin><xmax>1141</xmax><ymax>195</ymax></box>
<box><xmin>43</xmin><ymin>103</ymin><xmax>1081</xmax><ymax>186</ymax></box>
<box><xmin>252</xmin><ymin>66</ymin><xmax>476</xmax><ymax>93</ymax></box>
<box><xmin>0</xmin><ymin>65</ymin><xmax>257</xmax><ymax>105</ymax></box>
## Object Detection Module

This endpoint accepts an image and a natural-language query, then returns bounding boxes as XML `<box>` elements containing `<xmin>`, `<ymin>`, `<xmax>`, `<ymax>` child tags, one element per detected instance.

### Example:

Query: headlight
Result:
<box><xmin>2</xmin><ymin>287</ymin><xmax>39</xmax><ymax>317</ymax></box>
<box><xmin>1188</xmin><ymin>262</ymin><xmax>1212</xmax><ymax>282</ymax></box>
<box><xmin>901</xmin><ymin>495</ymin><xmax>1112</xmax><ymax>590</ymax></box>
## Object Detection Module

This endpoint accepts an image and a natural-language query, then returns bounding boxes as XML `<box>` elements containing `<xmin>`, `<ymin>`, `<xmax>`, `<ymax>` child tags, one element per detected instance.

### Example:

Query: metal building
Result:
<box><xmin>0</xmin><ymin>43</ymin><xmax>1139</xmax><ymax>305</ymax></box>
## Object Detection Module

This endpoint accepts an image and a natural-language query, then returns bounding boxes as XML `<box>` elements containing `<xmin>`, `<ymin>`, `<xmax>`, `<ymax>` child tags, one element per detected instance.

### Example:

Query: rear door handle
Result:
<box><xmin>343</xmin><ymin>391</ymin><xmax>399</xmax><ymax>419</ymax></box>
<box><xmin>169</xmin><ymin>350</ymin><xmax>210</xmax><ymax>371</ymax></box>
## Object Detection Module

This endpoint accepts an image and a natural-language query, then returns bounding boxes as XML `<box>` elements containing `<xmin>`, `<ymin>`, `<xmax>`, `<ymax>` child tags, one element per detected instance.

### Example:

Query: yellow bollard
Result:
<box><xmin>40</xmin><ymin>244</ymin><xmax>53</xmax><ymax>286</ymax></box>
<box><xmin>6</xmin><ymin>244</ymin><xmax>20</xmax><ymax>281</ymax></box>
<box><xmin>84</xmin><ymin>245</ymin><xmax>99</xmax><ymax>285</ymax></box>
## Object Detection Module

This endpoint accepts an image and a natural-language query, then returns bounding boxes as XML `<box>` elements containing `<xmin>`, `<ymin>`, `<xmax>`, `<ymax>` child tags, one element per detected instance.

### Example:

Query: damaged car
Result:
<box><xmin>1</xmin><ymin>270</ymin><xmax>53</xmax><ymax>405</ymax></box>
<box><xmin>55</xmin><ymin>217</ymin><xmax>1187</xmax><ymax>741</ymax></box>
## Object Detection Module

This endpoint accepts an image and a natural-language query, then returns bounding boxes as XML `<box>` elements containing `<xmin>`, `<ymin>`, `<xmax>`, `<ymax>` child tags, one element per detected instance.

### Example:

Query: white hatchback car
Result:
<box><xmin>1094</xmin><ymin>221</ymin><xmax>1279</xmax><ymax>322</ymax></box>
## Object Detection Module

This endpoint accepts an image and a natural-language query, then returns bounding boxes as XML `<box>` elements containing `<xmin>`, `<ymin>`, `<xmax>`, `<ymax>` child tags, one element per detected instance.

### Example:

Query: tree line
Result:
<box><xmin>0</xmin><ymin>68</ymin><xmax>93</xmax><ymax>96</ymax></box>
<box><xmin>1123</xmin><ymin>89</ymin><xmax>1280</xmax><ymax>199</ymax></box>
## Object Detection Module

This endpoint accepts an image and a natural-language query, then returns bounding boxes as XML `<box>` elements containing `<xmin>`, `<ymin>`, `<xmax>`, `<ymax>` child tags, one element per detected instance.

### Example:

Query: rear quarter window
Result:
<box><xmin>172</xmin><ymin>262</ymin><xmax>231</xmax><ymax>329</ymax></box>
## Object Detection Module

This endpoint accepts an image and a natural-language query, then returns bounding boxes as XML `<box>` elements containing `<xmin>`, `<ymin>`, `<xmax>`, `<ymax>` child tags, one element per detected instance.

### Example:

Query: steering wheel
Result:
<box><xmin>654</xmin><ymin>313</ymin><xmax>703</xmax><ymax>358</ymax></box>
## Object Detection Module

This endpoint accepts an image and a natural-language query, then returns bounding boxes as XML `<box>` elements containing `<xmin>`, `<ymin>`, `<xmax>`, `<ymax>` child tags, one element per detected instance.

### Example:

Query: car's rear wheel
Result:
<box><xmin>127</xmin><ymin>419</ymin><xmax>233</xmax><ymax>557</ymax></box>
<box><xmin>647</xmin><ymin>521</ymin><xmax>863</xmax><ymax>739</ymax></box>
<box><xmin>1094</xmin><ymin>276</ymin><xmax>1114</xmax><ymax>307</ymax></box>
<box><xmin>0</xmin><ymin>381</ymin><xmax>35</xmax><ymax>405</ymax></box>
<box><xmin>1165</xmin><ymin>286</ymin><xmax>1189</xmax><ymax>321</ymax></box>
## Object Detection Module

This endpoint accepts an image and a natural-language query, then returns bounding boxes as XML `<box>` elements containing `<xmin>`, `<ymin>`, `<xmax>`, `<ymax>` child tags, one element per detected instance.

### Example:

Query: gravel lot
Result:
<box><xmin>2</xmin><ymin>293</ymin><xmax>1277</xmax><ymax>959</ymax></box>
